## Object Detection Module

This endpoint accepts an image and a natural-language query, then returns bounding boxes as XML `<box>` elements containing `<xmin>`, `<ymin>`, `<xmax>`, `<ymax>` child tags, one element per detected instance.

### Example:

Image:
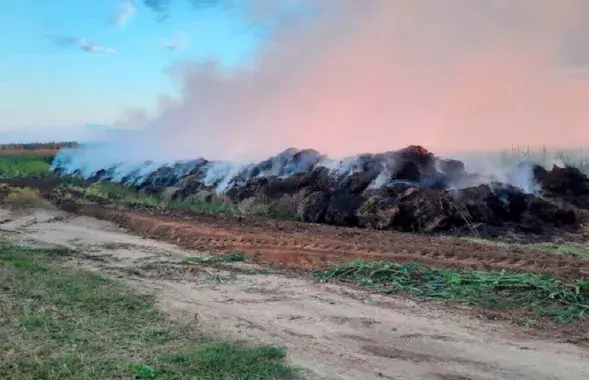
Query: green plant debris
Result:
<box><xmin>318</xmin><ymin>260</ymin><xmax>589</xmax><ymax>323</ymax></box>
<box><xmin>183</xmin><ymin>252</ymin><xmax>247</xmax><ymax>264</ymax></box>
<box><xmin>0</xmin><ymin>244</ymin><xmax>299</xmax><ymax>380</ymax></box>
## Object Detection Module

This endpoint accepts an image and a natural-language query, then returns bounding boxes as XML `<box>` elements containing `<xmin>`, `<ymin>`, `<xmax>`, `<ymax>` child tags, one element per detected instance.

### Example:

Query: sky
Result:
<box><xmin>0</xmin><ymin>0</ymin><xmax>265</xmax><ymax>132</ymax></box>
<box><xmin>1</xmin><ymin>1</ymin><xmax>589</xmax><ymax>156</ymax></box>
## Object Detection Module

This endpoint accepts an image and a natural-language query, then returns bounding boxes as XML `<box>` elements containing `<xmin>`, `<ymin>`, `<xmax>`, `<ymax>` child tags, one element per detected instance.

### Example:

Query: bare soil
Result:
<box><xmin>59</xmin><ymin>202</ymin><xmax>589</xmax><ymax>278</ymax></box>
<box><xmin>1</xmin><ymin>206</ymin><xmax>589</xmax><ymax>380</ymax></box>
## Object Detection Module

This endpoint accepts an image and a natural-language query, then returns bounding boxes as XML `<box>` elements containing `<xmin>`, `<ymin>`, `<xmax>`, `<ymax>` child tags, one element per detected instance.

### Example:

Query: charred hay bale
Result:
<box><xmin>161</xmin><ymin>186</ymin><xmax>181</xmax><ymax>201</ymax></box>
<box><xmin>436</xmin><ymin>158</ymin><xmax>466</xmax><ymax>181</ymax></box>
<box><xmin>226</xmin><ymin>173</ymin><xmax>315</xmax><ymax>202</ymax></box>
<box><xmin>456</xmin><ymin>185</ymin><xmax>528</xmax><ymax>224</ymax></box>
<box><xmin>391</xmin><ymin>145</ymin><xmax>437</xmax><ymax>180</ymax></box>
<box><xmin>297</xmin><ymin>191</ymin><xmax>331</xmax><ymax>223</ymax></box>
<box><xmin>172</xmin><ymin>174</ymin><xmax>209</xmax><ymax>200</ymax></box>
<box><xmin>246</xmin><ymin>148</ymin><xmax>322</xmax><ymax>179</ymax></box>
<box><xmin>357</xmin><ymin>190</ymin><xmax>399</xmax><ymax>229</ymax></box>
<box><xmin>493</xmin><ymin>185</ymin><xmax>529</xmax><ymax>221</ymax></box>
<box><xmin>391</xmin><ymin>187</ymin><xmax>456</xmax><ymax>232</ymax></box>
<box><xmin>247</xmin><ymin>147</ymin><xmax>298</xmax><ymax>178</ymax></box>
<box><xmin>393</xmin><ymin>161</ymin><xmax>421</xmax><ymax>182</ymax></box>
<box><xmin>285</xmin><ymin>149</ymin><xmax>323</xmax><ymax>174</ymax></box>
<box><xmin>342</xmin><ymin>170</ymin><xmax>383</xmax><ymax>194</ymax></box>
<box><xmin>324</xmin><ymin>191</ymin><xmax>364</xmax><ymax>226</ymax></box>
<box><xmin>139</xmin><ymin>166</ymin><xmax>180</xmax><ymax>194</ymax></box>
<box><xmin>538</xmin><ymin>166</ymin><xmax>589</xmax><ymax>209</ymax></box>
<box><xmin>532</xmin><ymin>164</ymin><xmax>548</xmax><ymax>182</ymax></box>
<box><xmin>88</xmin><ymin>169</ymin><xmax>107</xmax><ymax>183</ymax></box>
<box><xmin>309</xmin><ymin>167</ymin><xmax>335</xmax><ymax>191</ymax></box>
<box><xmin>226</xmin><ymin>177</ymin><xmax>269</xmax><ymax>201</ymax></box>
<box><xmin>265</xmin><ymin>175</ymin><xmax>312</xmax><ymax>197</ymax></box>
<box><xmin>138</xmin><ymin>159</ymin><xmax>207</xmax><ymax>194</ymax></box>
<box><xmin>267</xmin><ymin>192</ymin><xmax>307</xmax><ymax>219</ymax></box>
<box><xmin>526</xmin><ymin>197</ymin><xmax>578</xmax><ymax>226</ymax></box>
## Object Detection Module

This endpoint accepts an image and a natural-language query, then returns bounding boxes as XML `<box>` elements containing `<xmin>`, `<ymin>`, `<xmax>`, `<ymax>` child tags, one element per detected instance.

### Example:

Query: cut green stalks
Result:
<box><xmin>318</xmin><ymin>261</ymin><xmax>589</xmax><ymax>323</ymax></box>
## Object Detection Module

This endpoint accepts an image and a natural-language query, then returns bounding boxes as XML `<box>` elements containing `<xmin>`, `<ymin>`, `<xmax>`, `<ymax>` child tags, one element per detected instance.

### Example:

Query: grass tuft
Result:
<box><xmin>183</xmin><ymin>252</ymin><xmax>247</xmax><ymax>264</ymax></box>
<box><xmin>318</xmin><ymin>260</ymin><xmax>589</xmax><ymax>323</ymax></box>
<box><xmin>0</xmin><ymin>244</ymin><xmax>298</xmax><ymax>380</ymax></box>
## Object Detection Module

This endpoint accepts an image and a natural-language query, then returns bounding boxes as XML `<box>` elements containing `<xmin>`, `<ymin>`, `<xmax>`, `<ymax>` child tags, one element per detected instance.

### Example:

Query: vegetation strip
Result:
<box><xmin>318</xmin><ymin>260</ymin><xmax>589</xmax><ymax>323</ymax></box>
<box><xmin>0</xmin><ymin>244</ymin><xmax>300</xmax><ymax>380</ymax></box>
<box><xmin>0</xmin><ymin>154</ymin><xmax>53</xmax><ymax>178</ymax></box>
<box><xmin>183</xmin><ymin>252</ymin><xmax>246</xmax><ymax>263</ymax></box>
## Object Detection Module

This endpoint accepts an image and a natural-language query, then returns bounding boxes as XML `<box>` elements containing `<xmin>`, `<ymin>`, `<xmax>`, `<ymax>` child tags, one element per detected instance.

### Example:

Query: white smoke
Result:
<box><xmin>51</xmin><ymin>0</ymin><xmax>589</xmax><ymax>194</ymax></box>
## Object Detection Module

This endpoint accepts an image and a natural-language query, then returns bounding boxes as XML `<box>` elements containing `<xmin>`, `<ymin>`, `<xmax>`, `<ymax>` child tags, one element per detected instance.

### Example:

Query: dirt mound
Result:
<box><xmin>52</xmin><ymin>145</ymin><xmax>589</xmax><ymax>236</ymax></box>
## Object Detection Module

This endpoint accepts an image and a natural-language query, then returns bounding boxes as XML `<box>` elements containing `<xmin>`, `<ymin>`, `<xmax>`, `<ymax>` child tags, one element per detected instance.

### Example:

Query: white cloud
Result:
<box><xmin>54</xmin><ymin>36</ymin><xmax>118</xmax><ymax>54</ymax></box>
<box><xmin>114</xmin><ymin>1</ymin><xmax>137</xmax><ymax>28</ymax></box>
<box><xmin>159</xmin><ymin>32</ymin><xmax>190</xmax><ymax>50</ymax></box>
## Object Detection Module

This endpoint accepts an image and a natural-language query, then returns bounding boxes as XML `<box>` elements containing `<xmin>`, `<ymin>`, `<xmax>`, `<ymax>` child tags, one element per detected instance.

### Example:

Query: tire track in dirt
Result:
<box><xmin>56</xmin><ymin>202</ymin><xmax>589</xmax><ymax>277</ymax></box>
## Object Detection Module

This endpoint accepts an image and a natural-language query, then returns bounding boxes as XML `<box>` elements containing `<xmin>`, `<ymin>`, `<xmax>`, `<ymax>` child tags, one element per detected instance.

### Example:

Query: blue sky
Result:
<box><xmin>0</xmin><ymin>0</ymin><xmax>267</xmax><ymax>133</ymax></box>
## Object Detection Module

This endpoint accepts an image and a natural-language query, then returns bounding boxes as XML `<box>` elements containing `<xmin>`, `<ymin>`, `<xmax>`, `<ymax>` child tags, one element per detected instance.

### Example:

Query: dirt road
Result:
<box><xmin>1</xmin><ymin>206</ymin><xmax>589</xmax><ymax>380</ymax></box>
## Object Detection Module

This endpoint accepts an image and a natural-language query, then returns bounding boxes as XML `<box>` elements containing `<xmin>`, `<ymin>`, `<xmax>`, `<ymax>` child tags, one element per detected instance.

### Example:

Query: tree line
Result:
<box><xmin>0</xmin><ymin>142</ymin><xmax>78</xmax><ymax>151</ymax></box>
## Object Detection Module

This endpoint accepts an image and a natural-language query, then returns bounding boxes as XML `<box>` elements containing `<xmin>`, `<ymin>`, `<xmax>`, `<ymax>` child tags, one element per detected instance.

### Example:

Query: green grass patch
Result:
<box><xmin>173</xmin><ymin>198</ymin><xmax>236</xmax><ymax>214</ymax></box>
<box><xmin>61</xmin><ymin>178</ymin><xmax>288</xmax><ymax>219</ymax></box>
<box><xmin>0</xmin><ymin>154</ymin><xmax>53</xmax><ymax>178</ymax></box>
<box><xmin>183</xmin><ymin>252</ymin><xmax>247</xmax><ymax>264</ymax></box>
<box><xmin>85</xmin><ymin>182</ymin><xmax>160</xmax><ymax>205</ymax></box>
<box><xmin>318</xmin><ymin>260</ymin><xmax>589</xmax><ymax>323</ymax></box>
<box><xmin>75</xmin><ymin>182</ymin><xmax>256</xmax><ymax>216</ymax></box>
<box><xmin>0</xmin><ymin>244</ymin><xmax>299</xmax><ymax>380</ymax></box>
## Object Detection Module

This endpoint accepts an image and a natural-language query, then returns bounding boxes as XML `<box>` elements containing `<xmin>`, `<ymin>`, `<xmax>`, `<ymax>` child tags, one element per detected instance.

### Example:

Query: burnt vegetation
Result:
<box><xmin>53</xmin><ymin>145</ymin><xmax>589</xmax><ymax>238</ymax></box>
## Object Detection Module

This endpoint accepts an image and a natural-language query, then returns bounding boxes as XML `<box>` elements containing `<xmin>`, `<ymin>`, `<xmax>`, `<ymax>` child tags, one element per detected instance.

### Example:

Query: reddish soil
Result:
<box><xmin>2</xmin><ymin>177</ymin><xmax>587</xmax><ymax>277</ymax></box>
<box><xmin>57</xmin><ymin>202</ymin><xmax>589</xmax><ymax>277</ymax></box>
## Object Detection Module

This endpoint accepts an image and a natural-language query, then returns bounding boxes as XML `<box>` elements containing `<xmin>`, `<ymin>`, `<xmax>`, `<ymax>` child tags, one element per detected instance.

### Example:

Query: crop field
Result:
<box><xmin>1</xmin><ymin>144</ymin><xmax>589</xmax><ymax>379</ymax></box>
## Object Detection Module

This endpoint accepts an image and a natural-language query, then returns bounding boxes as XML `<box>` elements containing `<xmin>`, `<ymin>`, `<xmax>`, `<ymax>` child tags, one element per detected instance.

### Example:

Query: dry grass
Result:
<box><xmin>1</xmin><ymin>185</ymin><xmax>52</xmax><ymax>209</ymax></box>
<box><xmin>464</xmin><ymin>237</ymin><xmax>589</xmax><ymax>259</ymax></box>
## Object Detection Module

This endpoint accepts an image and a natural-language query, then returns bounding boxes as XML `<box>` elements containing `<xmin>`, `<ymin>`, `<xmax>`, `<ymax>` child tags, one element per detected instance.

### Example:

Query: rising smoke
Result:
<box><xmin>55</xmin><ymin>0</ymin><xmax>589</xmax><ymax>192</ymax></box>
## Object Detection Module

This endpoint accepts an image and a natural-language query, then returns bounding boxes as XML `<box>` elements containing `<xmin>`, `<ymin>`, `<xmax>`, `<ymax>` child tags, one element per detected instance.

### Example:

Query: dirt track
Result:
<box><xmin>1</xmin><ymin>206</ymin><xmax>589</xmax><ymax>380</ymax></box>
<box><xmin>54</xmin><ymin>202</ymin><xmax>589</xmax><ymax>278</ymax></box>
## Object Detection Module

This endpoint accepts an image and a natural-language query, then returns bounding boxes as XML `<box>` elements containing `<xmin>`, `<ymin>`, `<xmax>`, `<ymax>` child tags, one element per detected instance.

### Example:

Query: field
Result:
<box><xmin>1</xmin><ymin>148</ymin><xmax>589</xmax><ymax>379</ymax></box>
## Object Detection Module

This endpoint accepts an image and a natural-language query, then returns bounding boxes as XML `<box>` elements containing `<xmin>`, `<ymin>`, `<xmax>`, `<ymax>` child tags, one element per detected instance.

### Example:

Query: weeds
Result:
<box><xmin>173</xmin><ymin>198</ymin><xmax>236</xmax><ymax>214</ymax></box>
<box><xmin>2</xmin><ymin>185</ymin><xmax>50</xmax><ymax>208</ymax></box>
<box><xmin>183</xmin><ymin>252</ymin><xmax>247</xmax><ymax>264</ymax></box>
<box><xmin>318</xmin><ymin>260</ymin><xmax>589</xmax><ymax>323</ymax></box>
<box><xmin>0</xmin><ymin>244</ymin><xmax>299</xmax><ymax>379</ymax></box>
<box><xmin>69</xmin><ymin>181</ymin><xmax>273</xmax><ymax>217</ymax></box>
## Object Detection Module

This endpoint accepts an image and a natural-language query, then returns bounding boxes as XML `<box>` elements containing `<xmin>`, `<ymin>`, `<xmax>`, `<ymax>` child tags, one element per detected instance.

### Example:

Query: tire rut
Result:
<box><xmin>56</xmin><ymin>203</ymin><xmax>589</xmax><ymax>277</ymax></box>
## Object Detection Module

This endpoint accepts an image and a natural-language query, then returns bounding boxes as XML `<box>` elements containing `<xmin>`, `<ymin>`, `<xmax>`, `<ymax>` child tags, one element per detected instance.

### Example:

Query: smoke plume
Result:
<box><xmin>118</xmin><ymin>1</ymin><xmax>589</xmax><ymax>158</ymax></box>
<box><xmin>59</xmin><ymin>0</ymin><xmax>589</xmax><ymax>191</ymax></box>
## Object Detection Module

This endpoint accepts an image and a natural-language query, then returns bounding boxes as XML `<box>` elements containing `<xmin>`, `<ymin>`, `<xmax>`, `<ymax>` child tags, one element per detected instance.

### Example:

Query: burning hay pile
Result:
<box><xmin>52</xmin><ymin>145</ymin><xmax>589</xmax><ymax>235</ymax></box>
